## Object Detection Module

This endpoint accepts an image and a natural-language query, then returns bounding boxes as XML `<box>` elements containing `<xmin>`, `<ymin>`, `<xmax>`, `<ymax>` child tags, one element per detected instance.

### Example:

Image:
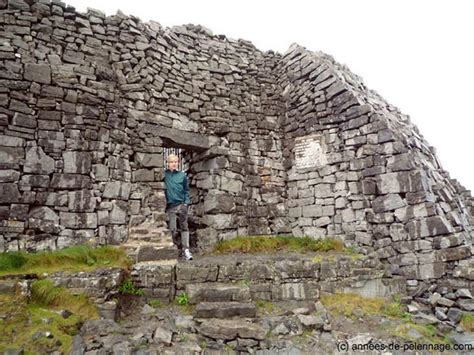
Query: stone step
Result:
<box><xmin>197</xmin><ymin>318</ymin><xmax>267</xmax><ymax>341</ymax></box>
<box><xmin>185</xmin><ymin>282</ymin><xmax>251</xmax><ymax>304</ymax></box>
<box><xmin>123</xmin><ymin>242</ymin><xmax>178</xmax><ymax>262</ymax></box>
<box><xmin>195</xmin><ymin>301</ymin><xmax>256</xmax><ymax>319</ymax></box>
<box><xmin>0</xmin><ymin>280</ymin><xmax>17</xmax><ymax>295</ymax></box>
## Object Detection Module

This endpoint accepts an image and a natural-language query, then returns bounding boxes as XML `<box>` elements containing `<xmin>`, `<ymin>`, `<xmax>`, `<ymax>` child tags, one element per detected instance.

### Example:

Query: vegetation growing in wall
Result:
<box><xmin>0</xmin><ymin>281</ymin><xmax>98</xmax><ymax>354</ymax></box>
<box><xmin>321</xmin><ymin>292</ymin><xmax>387</xmax><ymax>319</ymax></box>
<box><xmin>148</xmin><ymin>299</ymin><xmax>163</xmax><ymax>308</ymax></box>
<box><xmin>213</xmin><ymin>235</ymin><xmax>345</xmax><ymax>254</ymax></box>
<box><xmin>174</xmin><ymin>292</ymin><xmax>194</xmax><ymax>314</ymax></box>
<box><xmin>0</xmin><ymin>245</ymin><xmax>131</xmax><ymax>276</ymax></box>
<box><xmin>119</xmin><ymin>278</ymin><xmax>144</xmax><ymax>296</ymax></box>
<box><xmin>256</xmin><ymin>299</ymin><xmax>276</xmax><ymax>315</ymax></box>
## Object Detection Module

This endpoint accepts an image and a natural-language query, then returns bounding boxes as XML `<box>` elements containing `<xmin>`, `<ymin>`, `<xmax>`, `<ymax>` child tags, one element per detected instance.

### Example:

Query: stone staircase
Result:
<box><xmin>187</xmin><ymin>282</ymin><xmax>268</xmax><ymax>344</ymax></box>
<box><xmin>187</xmin><ymin>282</ymin><xmax>257</xmax><ymax>319</ymax></box>
<box><xmin>122</xmin><ymin>217</ymin><xmax>178</xmax><ymax>263</ymax></box>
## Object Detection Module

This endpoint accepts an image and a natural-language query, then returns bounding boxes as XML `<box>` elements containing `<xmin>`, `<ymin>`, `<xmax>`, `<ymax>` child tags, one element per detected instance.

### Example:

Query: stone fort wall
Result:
<box><xmin>0</xmin><ymin>0</ymin><xmax>473</xmax><ymax>283</ymax></box>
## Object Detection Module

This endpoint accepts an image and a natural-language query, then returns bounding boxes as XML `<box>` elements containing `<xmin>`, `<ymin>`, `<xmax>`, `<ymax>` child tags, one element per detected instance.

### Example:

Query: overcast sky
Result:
<box><xmin>68</xmin><ymin>0</ymin><xmax>474</xmax><ymax>192</ymax></box>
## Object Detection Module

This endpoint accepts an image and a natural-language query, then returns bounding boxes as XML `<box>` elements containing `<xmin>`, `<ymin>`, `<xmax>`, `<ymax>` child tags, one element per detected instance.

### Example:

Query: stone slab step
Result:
<box><xmin>197</xmin><ymin>318</ymin><xmax>267</xmax><ymax>341</ymax></box>
<box><xmin>123</xmin><ymin>242</ymin><xmax>178</xmax><ymax>262</ymax></box>
<box><xmin>0</xmin><ymin>280</ymin><xmax>17</xmax><ymax>295</ymax></box>
<box><xmin>195</xmin><ymin>301</ymin><xmax>256</xmax><ymax>318</ymax></box>
<box><xmin>185</xmin><ymin>282</ymin><xmax>251</xmax><ymax>304</ymax></box>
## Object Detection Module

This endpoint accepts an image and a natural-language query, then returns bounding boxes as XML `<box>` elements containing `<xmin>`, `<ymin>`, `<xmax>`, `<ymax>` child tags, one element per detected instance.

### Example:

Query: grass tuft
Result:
<box><xmin>460</xmin><ymin>313</ymin><xmax>474</xmax><ymax>332</ymax></box>
<box><xmin>0</xmin><ymin>245</ymin><xmax>131</xmax><ymax>276</ymax></box>
<box><xmin>148</xmin><ymin>299</ymin><xmax>162</xmax><ymax>308</ymax></box>
<box><xmin>31</xmin><ymin>279</ymin><xmax>98</xmax><ymax>320</ymax></box>
<box><xmin>213</xmin><ymin>235</ymin><xmax>344</xmax><ymax>254</ymax></box>
<box><xmin>320</xmin><ymin>293</ymin><xmax>386</xmax><ymax>319</ymax></box>
<box><xmin>256</xmin><ymin>299</ymin><xmax>275</xmax><ymax>314</ymax></box>
<box><xmin>119</xmin><ymin>279</ymin><xmax>144</xmax><ymax>296</ymax></box>
<box><xmin>382</xmin><ymin>296</ymin><xmax>411</xmax><ymax>320</ymax></box>
<box><xmin>0</xmin><ymin>282</ymin><xmax>98</xmax><ymax>353</ymax></box>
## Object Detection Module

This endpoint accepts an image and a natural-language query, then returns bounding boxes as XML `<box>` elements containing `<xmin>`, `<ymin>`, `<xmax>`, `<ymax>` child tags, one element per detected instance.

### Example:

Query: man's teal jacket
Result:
<box><xmin>164</xmin><ymin>169</ymin><xmax>190</xmax><ymax>207</ymax></box>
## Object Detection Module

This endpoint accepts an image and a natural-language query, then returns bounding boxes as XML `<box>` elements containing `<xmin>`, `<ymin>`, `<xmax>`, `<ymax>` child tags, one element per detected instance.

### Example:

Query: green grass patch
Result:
<box><xmin>460</xmin><ymin>313</ymin><xmax>474</xmax><ymax>332</ymax></box>
<box><xmin>321</xmin><ymin>293</ymin><xmax>411</xmax><ymax>321</ymax></box>
<box><xmin>0</xmin><ymin>245</ymin><xmax>131</xmax><ymax>276</ymax></box>
<box><xmin>174</xmin><ymin>292</ymin><xmax>194</xmax><ymax>314</ymax></box>
<box><xmin>392</xmin><ymin>322</ymin><xmax>448</xmax><ymax>344</ymax></box>
<box><xmin>382</xmin><ymin>296</ymin><xmax>411</xmax><ymax>320</ymax></box>
<box><xmin>256</xmin><ymin>299</ymin><xmax>275</xmax><ymax>314</ymax></box>
<box><xmin>148</xmin><ymin>299</ymin><xmax>163</xmax><ymax>309</ymax></box>
<box><xmin>213</xmin><ymin>235</ymin><xmax>344</xmax><ymax>254</ymax></box>
<box><xmin>175</xmin><ymin>292</ymin><xmax>189</xmax><ymax>306</ymax></box>
<box><xmin>321</xmin><ymin>293</ymin><xmax>386</xmax><ymax>319</ymax></box>
<box><xmin>0</xmin><ymin>281</ymin><xmax>98</xmax><ymax>353</ymax></box>
<box><xmin>31</xmin><ymin>279</ymin><xmax>98</xmax><ymax>320</ymax></box>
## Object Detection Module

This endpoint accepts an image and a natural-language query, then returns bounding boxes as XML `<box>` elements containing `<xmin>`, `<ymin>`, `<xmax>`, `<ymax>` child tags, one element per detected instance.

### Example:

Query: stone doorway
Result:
<box><xmin>162</xmin><ymin>145</ymin><xmax>199</xmax><ymax>250</ymax></box>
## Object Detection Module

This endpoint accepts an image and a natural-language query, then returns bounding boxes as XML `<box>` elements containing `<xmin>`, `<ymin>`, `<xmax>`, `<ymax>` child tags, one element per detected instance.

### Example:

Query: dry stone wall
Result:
<box><xmin>0</xmin><ymin>0</ymin><xmax>473</xmax><ymax>283</ymax></box>
<box><xmin>0</xmin><ymin>0</ymin><xmax>287</xmax><ymax>253</ymax></box>
<box><xmin>276</xmin><ymin>45</ymin><xmax>474</xmax><ymax>282</ymax></box>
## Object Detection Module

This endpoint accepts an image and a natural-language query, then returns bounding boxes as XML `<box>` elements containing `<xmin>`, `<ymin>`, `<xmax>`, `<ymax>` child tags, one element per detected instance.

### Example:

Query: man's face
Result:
<box><xmin>168</xmin><ymin>158</ymin><xmax>178</xmax><ymax>171</ymax></box>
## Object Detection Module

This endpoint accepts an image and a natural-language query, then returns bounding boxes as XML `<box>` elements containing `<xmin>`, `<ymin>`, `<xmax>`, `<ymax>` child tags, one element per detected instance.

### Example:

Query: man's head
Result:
<box><xmin>167</xmin><ymin>154</ymin><xmax>179</xmax><ymax>171</ymax></box>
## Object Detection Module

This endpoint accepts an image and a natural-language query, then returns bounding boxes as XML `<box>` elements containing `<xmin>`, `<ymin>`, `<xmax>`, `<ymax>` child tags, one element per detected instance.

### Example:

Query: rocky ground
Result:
<box><xmin>69</xmin><ymin>294</ymin><xmax>474</xmax><ymax>355</ymax></box>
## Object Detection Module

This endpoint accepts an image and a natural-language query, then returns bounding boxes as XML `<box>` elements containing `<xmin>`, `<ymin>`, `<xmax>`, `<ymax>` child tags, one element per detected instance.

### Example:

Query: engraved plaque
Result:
<box><xmin>294</xmin><ymin>134</ymin><xmax>327</xmax><ymax>169</ymax></box>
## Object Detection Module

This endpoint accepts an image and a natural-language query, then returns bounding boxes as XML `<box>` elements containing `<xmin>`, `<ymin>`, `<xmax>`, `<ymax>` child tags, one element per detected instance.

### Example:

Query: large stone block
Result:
<box><xmin>134</xmin><ymin>153</ymin><xmax>163</xmax><ymax>168</ymax></box>
<box><xmin>28</xmin><ymin>206</ymin><xmax>60</xmax><ymax>234</ymax></box>
<box><xmin>400</xmin><ymin>262</ymin><xmax>446</xmax><ymax>280</ymax></box>
<box><xmin>302</xmin><ymin>205</ymin><xmax>323</xmax><ymax>217</ymax></box>
<box><xmin>203</xmin><ymin>191</ymin><xmax>235</xmax><ymax>213</ymax></box>
<box><xmin>185</xmin><ymin>283</ymin><xmax>251</xmax><ymax>304</ymax></box>
<box><xmin>376</xmin><ymin>171</ymin><xmax>429</xmax><ymax>194</ymax></box>
<box><xmin>372</xmin><ymin>194</ymin><xmax>406</xmax><ymax>213</ymax></box>
<box><xmin>20</xmin><ymin>174</ymin><xmax>50</xmax><ymax>188</ymax></box>
<box><xmin>394</xmin><ymin>203</ymin><xmax>436</xmax><ymax>222</ymax></box>
<box><xmin>0</xmin><ymin>183</ymin><xmax>20</xmax><ymax>203</ymax></box>
<box><xmin>406</xmin><ymin>216</ymin><xmax>455</xmax><ymax>238</ymax></box>
<box><xmin>0</xmin><ymin>170</ymin><xmax>20</xmax><ymax>182</ymax></box>
<box><xmin>24</xmin><ymin>146</ymin><xmax>55</xmax><ymax>174</ymax></box>
<box><xmin>198</xmin><ymin>319</ymin><xmax>266</xmax><ymax>341</ymax></box>
<box><xmin>0</xmin><ymin>147</ymin><xmax>24</xmax><ymax>164</ymax></box>
<box><xmin>220</xmin><ymin>176</ymin><xmax>243</xmax><ymax>194</ymax></box>
<box><xmin>110</xmin><ymin>200</ymin><xmax>128</xmax><ymax>224</ymax></box>
<box><xmin>0</xmin><ymin>135</ymin><xmax>24</xmax><ymax>147</ymax></box>
<box><xmin>195</xmin><ymin>302</ymin><xmax>256</xmax><ymax>318</ymax></box>
<box><xmin>146</xmin><ymin>124</ymin><xmax>210</xmax><ymax>151</ymax></box>
<box><xmin>63</xmin><ymin>151</ymin><xmax>92</xmax><ymax>174</ymax></box>
<box><xmin>289</xmin><ymin>206</ymin><xmax>302</xmax><ymax>218</ymax></box>
<box><xmin>60</xmin><ymin>212</ymin><xmax>97</xmax><ymax>229</ymax></box>
<box><xmin>92</xmin><ymin>164</ymin><xmax>109</xmax><ymax>181</ymax></box>
<box><xmin>314</xmin><ymin>183</ymin><xmax>333</xmax><ymax>198</ymax></box>
<box><xmin>435</xmin><ymin>246</ymin><xmax>471</xmax><ymax>262</ymax></box>
<box><xmin>103</xmin><ymin>181</ymin><xmax>131</xmax><ymax>199</ymax></box>
<box><xmin>132</xmin><ymin>169</ymin><xmax>154</xmax><ymax>182</ymax></box>
<box><xmin>202</xmin><ymin>214</ymin><xmax>233</xmax><ymax>229</ymax></box>
<box><xmin>24</xmin><ymin>63</ymin><xmax>51</xmax><ymax>84</ymax></box>
<box><xmin>51</xmin><ymin>174</ymin><xmax>91</xmax><ymax>189</ymax></box>
<box><xmin>433</xmin><ymin>233</ymin><xmax>466</xmax><ymax>249</ymax></box>
<box><xmin>387</xmin><ymin>153</ymin><xmax>415</xmax><ymax>171</ymax></box>
<box><xmin>68</xmin><ymin>190</ymin><xmax>96</xmax><ymax>212</ymax></box>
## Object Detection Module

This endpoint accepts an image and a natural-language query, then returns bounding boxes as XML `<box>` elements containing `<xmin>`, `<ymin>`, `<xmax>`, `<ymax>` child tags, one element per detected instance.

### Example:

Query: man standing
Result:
<box><xmin>164</xmin><ymin>154</ymin><xmax>193</xmax><ymax>261</ymax></box>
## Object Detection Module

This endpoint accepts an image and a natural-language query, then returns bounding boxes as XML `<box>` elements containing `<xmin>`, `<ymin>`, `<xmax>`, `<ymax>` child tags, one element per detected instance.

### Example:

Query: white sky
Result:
<box><xmin>68</xmin><ymin>0</ymin><xmax>474</xmax><ymax>192</ymax></box>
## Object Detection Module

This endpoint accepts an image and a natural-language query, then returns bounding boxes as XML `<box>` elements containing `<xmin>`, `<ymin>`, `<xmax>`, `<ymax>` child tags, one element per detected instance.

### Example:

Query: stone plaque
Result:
<box><xmin>294</xmin><ymin>134</ymin><xmax>327</xmax><ymax>169</ymax></box>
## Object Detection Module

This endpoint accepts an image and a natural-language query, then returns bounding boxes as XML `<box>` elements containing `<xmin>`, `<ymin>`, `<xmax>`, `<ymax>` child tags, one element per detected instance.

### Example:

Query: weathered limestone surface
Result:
<box><xmin>0</xmin><ymin>0</ymin><xmax>472</xmax><ymax>286</ymax></box>
<box><xmin>131</xmin><ymin>253</ymin><xmax>404</xmax><ymax>301</ymax></box>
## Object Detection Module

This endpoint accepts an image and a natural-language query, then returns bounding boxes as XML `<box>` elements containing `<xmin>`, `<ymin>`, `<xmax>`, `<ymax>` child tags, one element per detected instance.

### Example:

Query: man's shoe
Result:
<box><xmin>184</xmin><ymin>248</ymin><xmax>193</xmax><ymax>261</ymax></box>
